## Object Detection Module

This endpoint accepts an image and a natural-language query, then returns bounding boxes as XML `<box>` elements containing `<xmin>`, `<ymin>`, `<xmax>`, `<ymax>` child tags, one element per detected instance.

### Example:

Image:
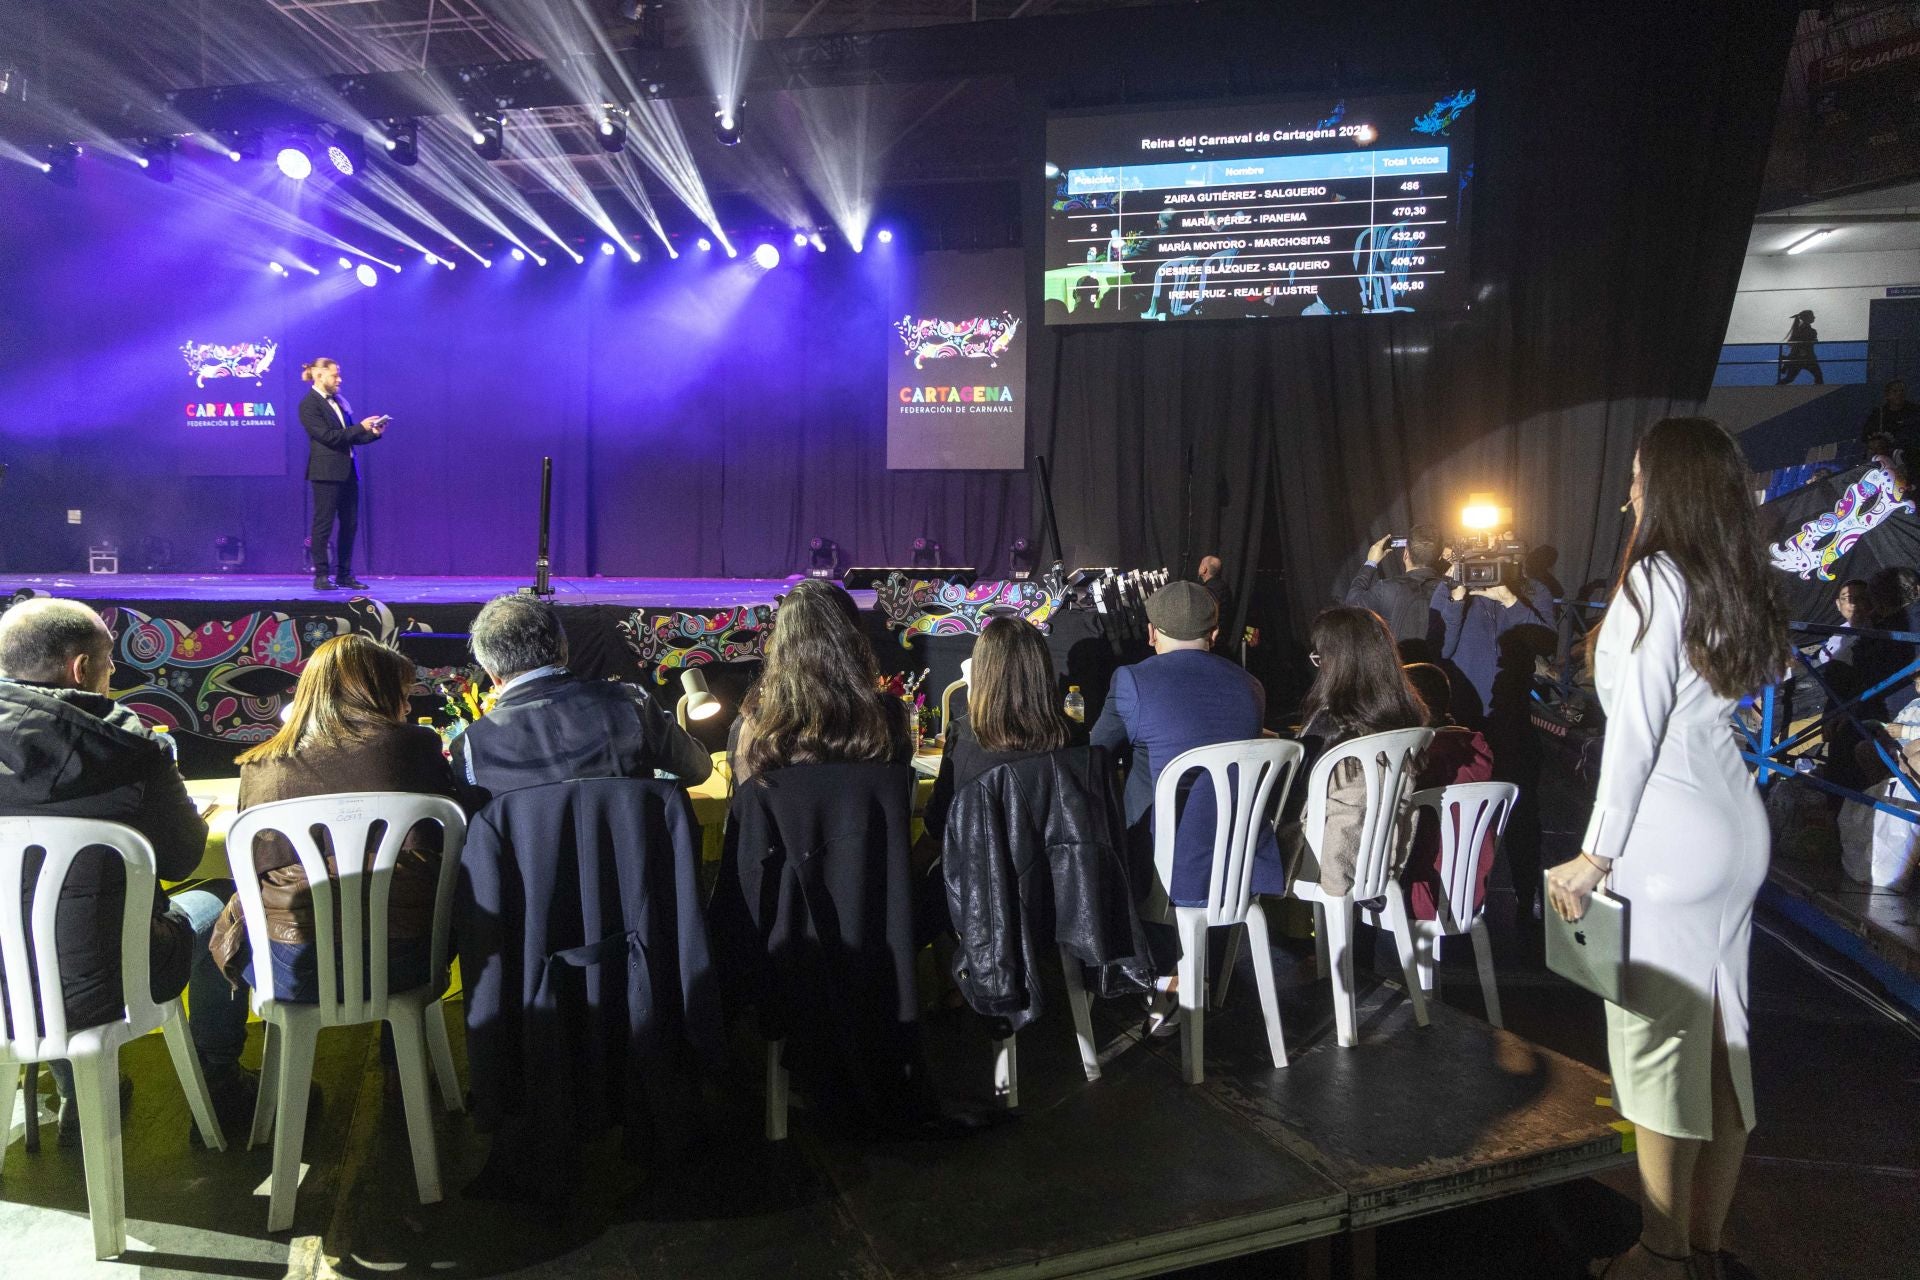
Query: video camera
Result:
<box><xmin>1454</xmin><ymin>532</ymin><xmax>1528</xmax><ymax>589</ymax></box>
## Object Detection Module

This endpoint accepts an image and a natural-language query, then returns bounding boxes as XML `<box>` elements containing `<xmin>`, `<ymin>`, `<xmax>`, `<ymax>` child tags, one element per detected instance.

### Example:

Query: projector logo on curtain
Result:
<box><xmin>181</xmin><ymin>337</ymin><xmax>279</xmax><ymax>426</ymax></box>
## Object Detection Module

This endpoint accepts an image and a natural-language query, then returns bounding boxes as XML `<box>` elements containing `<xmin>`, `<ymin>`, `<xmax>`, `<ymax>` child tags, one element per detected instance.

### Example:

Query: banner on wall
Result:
<box><xmin>176</xmin><ymin>335</ymin><xmax>288</xmax><ymax>477</ymax></box>
<box><xmin>886</xmin><ymin>249</ymin><xmax>1027</xmax><ymax>470</ymax></box>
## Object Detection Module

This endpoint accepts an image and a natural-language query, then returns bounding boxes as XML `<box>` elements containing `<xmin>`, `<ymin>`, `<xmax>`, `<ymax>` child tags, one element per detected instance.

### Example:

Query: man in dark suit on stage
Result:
<box><xmin>297</xmin><ymin>357</ymin><xmax>389</xmax><ymax>592</ymax></box>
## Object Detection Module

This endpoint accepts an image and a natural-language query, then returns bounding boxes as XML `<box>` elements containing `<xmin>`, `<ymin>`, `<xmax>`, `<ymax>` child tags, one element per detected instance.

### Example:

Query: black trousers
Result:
<box><xmin>309</xmin><ymin>477</ymin><xmax>359</xmax><ymax>577</ymax></box>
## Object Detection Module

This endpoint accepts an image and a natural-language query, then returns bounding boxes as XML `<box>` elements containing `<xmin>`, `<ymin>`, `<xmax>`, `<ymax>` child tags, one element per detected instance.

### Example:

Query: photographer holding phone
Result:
<box><xmin>1342</xmin><ymin>523</ymin><xmax>1445</xmax><ymax>660</ymax></box>
<box><xmin>298</xmin><ymin>357</ymin><xmax>390</xmax><ymax>592</ymax></box>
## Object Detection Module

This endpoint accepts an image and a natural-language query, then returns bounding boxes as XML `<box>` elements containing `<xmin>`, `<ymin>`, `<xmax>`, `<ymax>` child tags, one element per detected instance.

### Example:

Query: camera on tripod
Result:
<box><xmin>1454</xmin><ymin>493</ymin><xmax>1524</xmax><ymax>588</ymax></box>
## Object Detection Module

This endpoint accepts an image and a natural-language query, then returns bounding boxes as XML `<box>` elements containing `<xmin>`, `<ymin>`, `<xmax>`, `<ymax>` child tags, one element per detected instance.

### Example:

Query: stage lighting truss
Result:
<box><xmin>213</xmin><ymin>130</ymin><xmax>259</xmax><ymax>162</ymax></box>
<box><xmin>597</xmin><ymin>105</ymin><xmax>628</xmax><ymax>154</ymax></box>
<box><xmin>471</xmin><ymin>112</ymin><xmax>505</xmax><ymax>161</ymax></box>
<box><xmin>136</xmin><ymin>136</ymin><xmax>175</xmax><ymax>182</ymax></box>
<box><xmin>713</xmin><ymin>98</ymin><xmax>743</xmax><ymax>147</ymax></box>
<box><xmin>378</xmin><ymin>118</ymin><xmax>419</xmax><ymax>166</ymax></box>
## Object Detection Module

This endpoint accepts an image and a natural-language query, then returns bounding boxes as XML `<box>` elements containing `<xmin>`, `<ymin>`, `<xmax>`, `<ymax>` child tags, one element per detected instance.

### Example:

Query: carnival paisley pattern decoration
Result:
<box><xmin>874</xmin><ymin>573</ymin><xmax>1065</xmax><ymax>649</ymax></box>
<box><xmin>1769</xmin><ymin>466</ymin><xmax>1915</xmax><ymax>582</ymax></box>
<box><xmin>105</xmin><ymin>597</ymin><xmax>399</xmax><ymax>741</ymax></box>
<box><xmin>619</xmin><ymin>603</ymin><xmax>777</xmax><ymax>685</ymax></box>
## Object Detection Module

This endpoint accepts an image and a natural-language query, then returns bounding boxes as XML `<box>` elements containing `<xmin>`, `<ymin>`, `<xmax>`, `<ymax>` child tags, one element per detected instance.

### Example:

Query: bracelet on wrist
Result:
<box><xmin>1580</xmin><ymin>852</ymin><xmax>1611</xmax><ymax>874</ymax></box>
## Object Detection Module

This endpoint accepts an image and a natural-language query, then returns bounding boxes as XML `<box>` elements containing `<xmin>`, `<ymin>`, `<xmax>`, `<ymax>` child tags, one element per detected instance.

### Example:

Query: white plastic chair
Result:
<box><xmin>226</xmin><ymin>793</ymin><xmax>465</xmax><ymax>1232</ymax></box>
<box><xmin>1141</xmin><ymin>739</ymin><xmax>1303</xmax><ymax>1085</ymax></box>
<box><xmin>988</xmin><ymin>945</ymin><xmax>1100</xmax><ymax>1109</ymax></box>
<box><xmin>1368</xmin><ymin>782</ymin><xmax>1517</xmax><ymax>1029</ymax></box>
<box><xmin>0</xmin><ymin>817</ymin><xmax>226</xmax><ymax>1259</ymax></box>
<box><xmin>939</xmin><ymin>677</ymin><xmax>968</xmax><ymax>742</ymax></box>
<box><xmin>1285</xmin><ymin>727</ymin><xmax>1434</xmax><ymax>1049</ymax></box>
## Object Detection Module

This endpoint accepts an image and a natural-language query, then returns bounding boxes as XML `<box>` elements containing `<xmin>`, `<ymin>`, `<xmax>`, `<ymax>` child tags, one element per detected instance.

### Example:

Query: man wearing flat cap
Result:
<box><xmin>1092</xmin><ymin>582</ymin><xmax>1278</xmax><ymax>1015</ymax></box>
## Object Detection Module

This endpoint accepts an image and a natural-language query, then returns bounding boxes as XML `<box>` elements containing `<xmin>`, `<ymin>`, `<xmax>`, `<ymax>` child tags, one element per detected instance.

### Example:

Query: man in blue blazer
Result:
<box><xmin>1091</xmin><ymin>580</ymin><xmax>1278</xmax><ymax>909</ymax></box>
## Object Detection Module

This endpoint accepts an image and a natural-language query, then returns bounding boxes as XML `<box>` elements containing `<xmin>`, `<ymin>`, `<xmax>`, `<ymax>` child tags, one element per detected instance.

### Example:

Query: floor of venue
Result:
<box><xmin>1</xmin><ymin>878</ymin><xmax>1914</xmax><ymax>1280</ymax></box>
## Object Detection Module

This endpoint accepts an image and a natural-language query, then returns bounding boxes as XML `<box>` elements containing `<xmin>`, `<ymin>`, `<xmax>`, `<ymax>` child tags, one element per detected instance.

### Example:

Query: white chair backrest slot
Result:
<box><xmin>1301</xmin><ymin>727</ymin><xmax>1434</xmax><ymax>902</ymax></box>
<box><xmin>1152</xmin><ymin>739</ymin><xmax>1304</xmax><ymax>927</ymax></box>
<box><xmin>1408</xmin><ymin>782</ymin><xmax>1518</xmax><ymax>933</ymax></box>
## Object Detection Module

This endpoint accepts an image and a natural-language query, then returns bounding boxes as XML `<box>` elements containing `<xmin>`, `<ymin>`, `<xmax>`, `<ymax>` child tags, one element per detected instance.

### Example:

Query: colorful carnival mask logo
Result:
<box><xmin>1770</xmin><ymin>467</ymin><xmax>1914</xmax><ymax>581</ymax></box>
<box><xmin>181</xmin><ymin>338</ymin><xmax>278</xmax><ymax>388</ymax></box>
<box><xmin>894</xmin><ymin>312</ymin><xmax>1020</xmax><ymax>370</ymax></box>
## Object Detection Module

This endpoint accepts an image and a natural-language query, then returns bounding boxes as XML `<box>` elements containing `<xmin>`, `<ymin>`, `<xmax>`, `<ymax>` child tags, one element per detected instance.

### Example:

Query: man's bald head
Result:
<box><xmin>1198</xmin><ymin>555</ymin><xmax>1223</xmax><ymax>581</ymax></box>
<box><xmin>0</xmin><ymin>598</ymin><xmax>114</xmax><ymax>692</ymax></box>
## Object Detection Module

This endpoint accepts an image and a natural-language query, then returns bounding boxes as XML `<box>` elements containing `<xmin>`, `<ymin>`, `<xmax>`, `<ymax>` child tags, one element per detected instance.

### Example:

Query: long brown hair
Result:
<box><xmin>742</xmin><ymin>580</ymin><xmax>901</xmax><ymax>776</ymax></box>
<box><xmin>1616</xmin><ymin>418</ymin><xmax>1787</xmax><ymax>699</ymax></box>
<box><xmin>236</xmin><ymin>634</ymin><xmax>414</xmax><ymax>764</ymax></box>
<box><xmin>968</xmin><ymin>617</ymin><xmax>1069</xmax><ymax>754</ymax></box>
<box><xmin>1298</xmin><ymin>607</ymin><xmax>1427</xmax><ymax>740</ymax></box>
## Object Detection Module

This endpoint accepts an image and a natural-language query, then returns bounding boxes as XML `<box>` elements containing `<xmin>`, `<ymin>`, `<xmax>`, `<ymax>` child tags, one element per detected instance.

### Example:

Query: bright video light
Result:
<box><xmin>1460</xmin><ymin>494</ymin><xmax>1505</xmax><ymax>531</ymax></box>
<box><xmin>753</xmin><ymin>243</ymin><xmax>780</xmax><ymax>270</ymax></box>
<box><xmin>354</xmin><ymin>264</ymin><xmax>379</xmax><ymax>288</ymax></box>
<box><xmin>276</xmin><ymin>145</ymin><xmax>313</xmax><ymax>180</ymax></box>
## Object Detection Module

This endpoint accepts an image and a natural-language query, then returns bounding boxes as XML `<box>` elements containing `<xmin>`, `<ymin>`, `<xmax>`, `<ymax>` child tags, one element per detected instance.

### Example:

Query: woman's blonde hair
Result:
<box><xmin>300</xmin><ymin>358</ymin><xmax>339</xmax><ymax>384</ymax></box>
<box><xmin>236</xmin><ymin>634</ymin><xmax>414</xmax><ymax>764</ymax></box>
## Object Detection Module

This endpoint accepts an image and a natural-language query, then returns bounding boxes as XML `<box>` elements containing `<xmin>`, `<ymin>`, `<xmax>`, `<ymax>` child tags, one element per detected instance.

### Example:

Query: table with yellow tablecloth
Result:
<box><xmin>181</xmin><ymin>750</ymin><xmax>940</xmax><ymax>883</ymax></box>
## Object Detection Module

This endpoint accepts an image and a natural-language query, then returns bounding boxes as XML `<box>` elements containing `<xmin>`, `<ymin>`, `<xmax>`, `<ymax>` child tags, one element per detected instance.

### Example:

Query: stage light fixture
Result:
<box><xmin>41</xmin><ymin>142</ymin><xmax>78</xmax><ymax>186</ymax></box>
<box><xmin>470</xmin><ymin>113</ymin><xmax>505</xmax><ymax>161</ymax></box>
<box><xmin>600</xmin><ymin>241</ymin><xmax>617</xmax><ymax>256</ymax></box>
<box><xmin>512</xmin><ymin>248</ymin><xmax>526</xmax><ymax>262</ymax></box>
<box><xmin>792</xmin><ymin>231</ymin><xmax>808</xmax><ymax>248</ymax></box>
<box><xmin>379</xmin><ymin>118</ymin><xmax>418</xmax><ymax>166</ymax></box>
<box><xmin>355</xmin><ymin>264</ymin><xmax>379</xmax><ymax>288</ymax></box>
<box><xmin>326</xmin><ymin>143</ymin><xmax>355</xmax><ymax>177</ymax></box>
<box><xmin>268</xmin><ymin>261</ymin><xmax>287</xmax><ymax>276</ymax></box>
<box><xmin>276</xmin><ymin>143</ymin><xmax>314</xmax><ymax>180</ymax></box>
<box><xmin>753</xmin><ymin>243</ymin><xmax>780</xmax><ymax>270</ymax></box>
<box><xmin>808</xmin><ymin>232</ymin><xmax>827</xmax><ymax>253</ymax></box>
<box><xmin>214</xmin><ymin>535</ymin><xmax>246</xmax><ymax>571</ymax></box>
<box><xmin>339</xmin><ymin>256</ymin><xmax>354</xmax><ymax>269</ymax></box>
<box><xmin>713</xmin><ymin>99</ymin><xmax>743</xmax><ymax>147</ymax></box>
<box><xmin>137</xmin><ymin>137</ymin><xmax>174</xmax><ymax>182</ymax></box>
<box><xmin>597</xmin><ymin>107</ymin><xmax>628</xmax><ymax>154</ymax></box>
<box><xmin>697</xmin><ymin>237</ymin><xmax>712</xmax><ymax>252</ymax></box>
<box><xmin>877</xmin><ymin>228</ymin><xmax>894</xmax><ymax>244</ymax></box>
<box><xmin>911</xmin><ymin>537</ymin><xmax>943</xmax><ymax>568</ymax></box>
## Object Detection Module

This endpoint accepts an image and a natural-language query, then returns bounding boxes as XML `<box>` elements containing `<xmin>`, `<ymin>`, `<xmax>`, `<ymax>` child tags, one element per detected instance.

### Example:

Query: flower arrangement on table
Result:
<box><xmin>421</xmin><ymin>667</ymin><xmax>498</xmax><ymax>751</ymax></box>
<box><xmin>879</xmin><ymin>670</ymin><xmax>937</xmax><ymax>747</ymax></box>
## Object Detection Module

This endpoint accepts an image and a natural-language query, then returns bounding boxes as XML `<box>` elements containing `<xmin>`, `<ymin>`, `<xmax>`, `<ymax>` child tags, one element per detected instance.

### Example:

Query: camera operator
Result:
<box><xmin>1431</xmin><ymin>536</ymin><xmax>1558</xmax><ymax>922</ymax></box>
<box><xmin>1343</xmin><ymin>524</ymin><xmax>1445</xmax><ymax>661</ymax></box>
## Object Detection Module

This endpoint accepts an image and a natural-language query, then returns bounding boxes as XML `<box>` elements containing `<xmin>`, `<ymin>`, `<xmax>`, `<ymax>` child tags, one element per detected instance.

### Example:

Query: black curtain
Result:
<box><xmin>1033</xmin><ymin>0</ymin><xmax>1799</xmax><ymax>642</ymax></box>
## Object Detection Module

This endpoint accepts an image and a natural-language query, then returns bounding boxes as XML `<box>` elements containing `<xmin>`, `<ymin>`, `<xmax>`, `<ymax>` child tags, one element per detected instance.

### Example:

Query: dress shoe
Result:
<box><xmin>335</xmin><ymin>576</ymin><xmax>370</xmax><ymax>591</ymax></box>
<box><xmin>57</xmin><ymin>1075</ymin><xmax>134</xmax><ymax>1148</ymax></box>
<box><xmin>190</xmin><ymin>1064</ymin><xmax>259</xmax><ymax>1148</ymax></box>
<box><xmin>313</xmin><ymin>576</ymin><xmax>336</xmax><ymax>592</ymax></box>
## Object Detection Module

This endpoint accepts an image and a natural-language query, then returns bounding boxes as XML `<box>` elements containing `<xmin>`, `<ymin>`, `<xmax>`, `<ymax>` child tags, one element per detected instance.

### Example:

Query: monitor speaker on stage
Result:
<box><xmin>843</xmin><ymin>566</ymin><xmax>979</xmax><ymax>590</ymax></box>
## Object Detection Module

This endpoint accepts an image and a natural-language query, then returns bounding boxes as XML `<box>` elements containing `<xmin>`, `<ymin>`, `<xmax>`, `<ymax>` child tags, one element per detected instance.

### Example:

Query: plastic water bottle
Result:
<box><xmin>152</xmin><ymin>723</ymin><xmax>178</xmax><ymax>762</ymax></box>
<box><xmin>1064</xmin><ymin>685</ymin><xmax>1085</xmax><ymax>723</ymax></box>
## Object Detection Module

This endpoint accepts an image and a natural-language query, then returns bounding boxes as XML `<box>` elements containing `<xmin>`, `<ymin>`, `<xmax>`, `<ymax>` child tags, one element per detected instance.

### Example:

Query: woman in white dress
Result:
<box><xmin>1547</xmin><ymin>418</ymin><xmax>1786</xmax><ymax>1280</ymax></box>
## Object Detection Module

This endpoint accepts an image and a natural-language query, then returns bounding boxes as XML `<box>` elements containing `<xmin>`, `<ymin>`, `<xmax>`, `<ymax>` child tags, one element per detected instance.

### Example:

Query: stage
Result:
<box><xmin>0</xmin><ymin>571</ymin><xmax>1115</xmax><ymax>774</ymax></box>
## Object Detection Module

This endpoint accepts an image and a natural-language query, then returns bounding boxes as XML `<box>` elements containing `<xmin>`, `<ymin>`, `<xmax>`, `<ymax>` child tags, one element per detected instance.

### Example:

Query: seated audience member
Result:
<box><xmin>1279</xmin><ymin>607</ymin><xmax>1429</xmax><ymax>896</ymax></box>
<box><xmin>711</xmin><ymin>578</ymin><xmax>928</xmax><ymax>1132</ymax></box>
<box><xmin>1400</xmin><ymin>662</ymin><xmax>1497</xmax><ymax>923</ymax></box>
<box><xmin>452</xmin><ymin>593</ymin><xmax>711</xmax><ymax>807</ymax></box>
<box><xmin>1814</xmin><ymin>578</ymin><xmax>1869</xmax><ymax>669</ymax></box>
<box><xmin>731</xmin><ymin>579</ymin><xmax>912</xmax><ymax>783</ymax></box>
<box><xmin>1091</xmin><ymin>581</ymin><xmax>1272</xmax><ymax>1030</ymax></box>
<box><xmin>0</xmin><ymin>598</ymin><xmax>251</xmax><ymax>1141</ymax></box>
<box><xmin>922</xmin><ymin>617</ymin><xmax>1082</xmax><ymax>941</ymax></box>
<box><xmin>210</xmin><ymin>634</ymin><xmax>456</xmax><ymax>1001</ymax></box>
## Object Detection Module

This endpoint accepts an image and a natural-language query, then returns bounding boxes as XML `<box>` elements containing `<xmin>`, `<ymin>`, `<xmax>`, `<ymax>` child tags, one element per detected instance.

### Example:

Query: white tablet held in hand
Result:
<box><xmin>1543</xmin><ymin>877</ymin><xmax>1627</xmax><ymax>1004</ymax></box>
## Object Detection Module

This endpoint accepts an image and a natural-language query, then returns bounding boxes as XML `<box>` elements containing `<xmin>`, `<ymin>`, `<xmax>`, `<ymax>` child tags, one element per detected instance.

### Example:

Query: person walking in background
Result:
<box><xmin>1776</xmin><ymin>310</ymin><xmax>1822</xmax><ymax>385</ymax></box>
<box><xmin>1545</xmin><ymin>417</ymin><xmax>1787</xmax><ymax>1280</ymax></box>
